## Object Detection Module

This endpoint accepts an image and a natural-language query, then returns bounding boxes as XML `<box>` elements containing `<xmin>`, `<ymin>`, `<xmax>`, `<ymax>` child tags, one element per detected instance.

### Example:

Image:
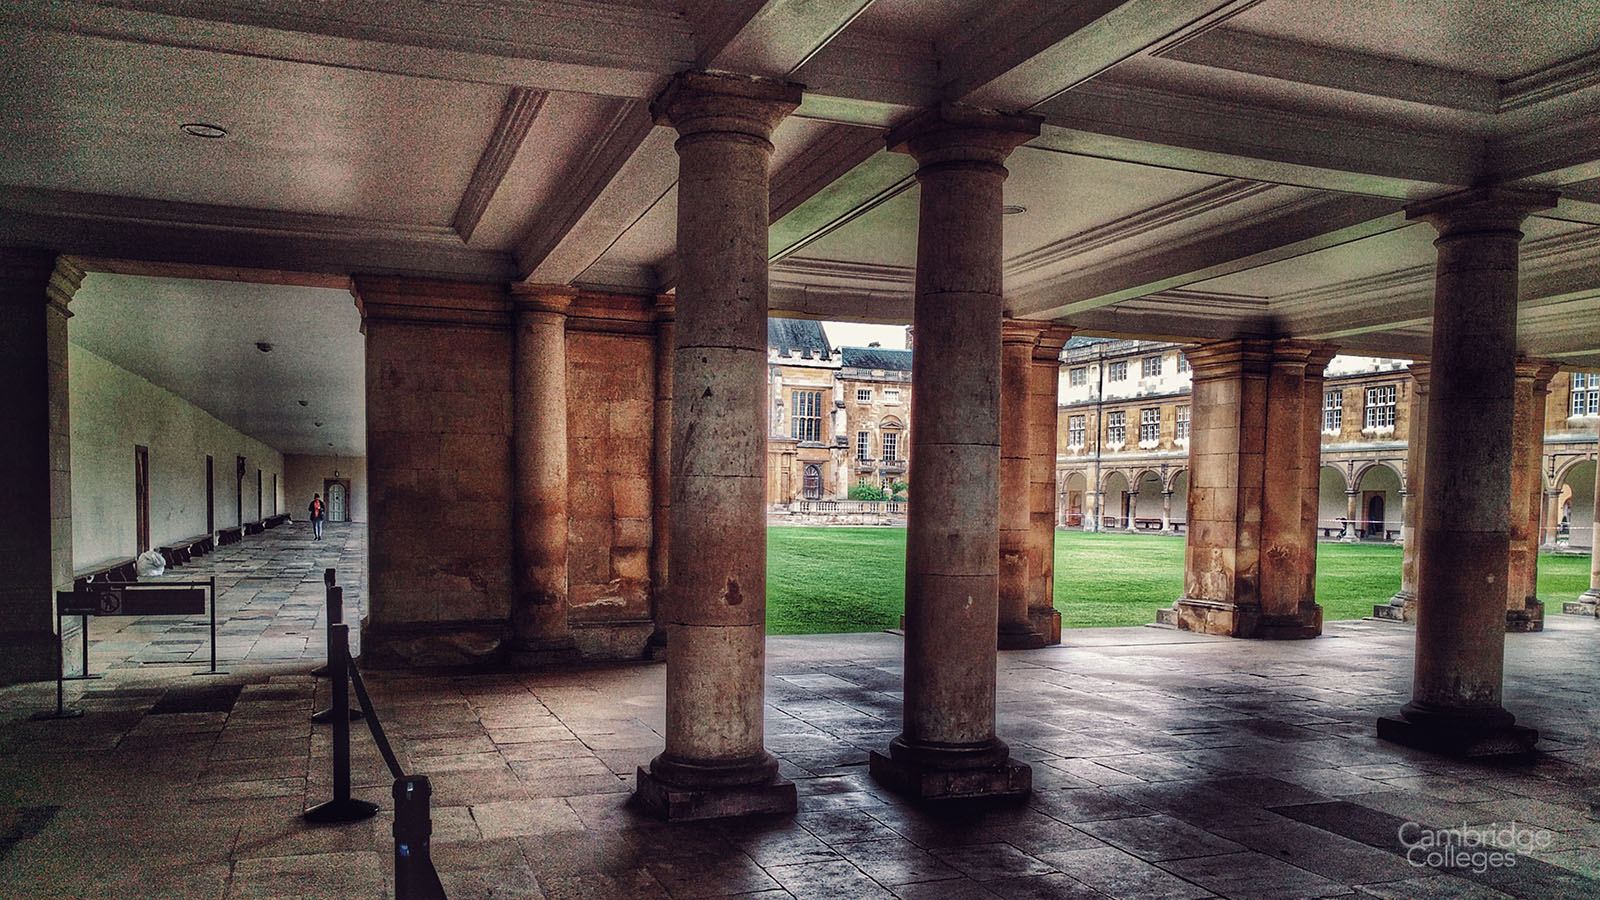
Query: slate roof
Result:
<box><xmin>840</xmin><ymin>346</ymin><xmax>913</xmax><ymax>371</ymax></box>
<box><xmin>768</xmin><ymin>318</ymin><xmax>832</xmax><ymax>357</ymax></box>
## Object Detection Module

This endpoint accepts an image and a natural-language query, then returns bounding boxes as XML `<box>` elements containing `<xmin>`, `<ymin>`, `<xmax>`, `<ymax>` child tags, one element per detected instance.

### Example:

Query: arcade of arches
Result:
<box><xmin>6</xmin><ymin>3</ymin><xmax>1600</xmax><ymax>840</ymax></box>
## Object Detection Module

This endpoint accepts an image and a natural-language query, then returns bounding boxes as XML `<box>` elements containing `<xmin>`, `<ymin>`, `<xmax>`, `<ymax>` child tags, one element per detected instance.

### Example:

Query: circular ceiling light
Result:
<box><xmin>180</xmin><ymin>122</ymin><xmax>228</xmax><ymax>139</ymax></box>
<box><xmin>1002</xmin><ymin>204</ymin><xmax>1027</xmax><ymax>216</ymax></box>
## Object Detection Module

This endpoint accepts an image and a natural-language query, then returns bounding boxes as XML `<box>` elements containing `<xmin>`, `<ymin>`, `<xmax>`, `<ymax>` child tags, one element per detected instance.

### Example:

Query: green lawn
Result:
<box><xmin>766</xmin><ymin>526</ymin><xmax>1593</xmax><ymax>634</ymax></box>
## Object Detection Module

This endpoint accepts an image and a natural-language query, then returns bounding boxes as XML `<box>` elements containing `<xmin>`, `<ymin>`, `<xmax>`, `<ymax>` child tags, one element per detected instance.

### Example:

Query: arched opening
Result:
<box><xmin>1061</xmin><ymin>471</ymin><xmax>1087</xmax><ymax>527</ymax></box>
<box><xmin>802</xmin><ymin>464</ymin><xmax>823</xmax><ymax>500</ymax></box>
<box><xmin>1169</xmin><ymin>469</ymin><xmax>1189</xmax><ymax>531</ymax></box>
<box><xmin>1133</xmin><ymin>470</ymin><xmax>1164</xmax><ymax>530</ymax></box>
<box><xmin>1356</xmin><ymin>463</ymin><xmax>1403</xmax><ymax>540</ymax></box>
<box><xmin>1102</xmin><ymin>471</ymin><xmax>1130</xmax><ymax>530</ymax></box>
<box><xmin>1557</xmin><ymin>459</ymin><xmax>1596</xmax><ymax>548</ymax></box>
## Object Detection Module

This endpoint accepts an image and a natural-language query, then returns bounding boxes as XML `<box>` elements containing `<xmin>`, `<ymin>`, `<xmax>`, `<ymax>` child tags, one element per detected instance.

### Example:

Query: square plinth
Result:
<box><xmin>868</xmin><ymin>751</ymin><xmax>1031</xmax><ymax>803</ymax></box>
<box><xmin>632</xmin><ymin>767</ymin><xmax>796</xmax><ymax>822</ymax></box>
<box><xmin>1377</xmin><ymin>716</ymin><xmax>1539</xmax><ymax>759</ymax></box>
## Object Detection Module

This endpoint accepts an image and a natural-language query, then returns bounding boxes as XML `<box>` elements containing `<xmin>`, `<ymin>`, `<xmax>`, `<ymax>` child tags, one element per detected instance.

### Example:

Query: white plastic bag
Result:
<box><xmin>136</xmin><ymin>549</ymin><xmax>166</xmax><ymax>578</ymax></box>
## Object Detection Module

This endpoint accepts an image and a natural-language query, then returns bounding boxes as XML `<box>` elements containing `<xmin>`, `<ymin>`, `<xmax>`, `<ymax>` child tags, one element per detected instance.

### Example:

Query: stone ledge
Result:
<box><xmin>868</xmin><ymin>751</ymin><xmax>1031</xmax><ymax>803</ymax></box>
<box><xmin>632</xmin><ymin>767</ymin><xmax>796</xmax><ymax>822</ymax></box>
<box><xmin>1506</xmin><ymin>601</ymin><xmax>1544</xmax><ymax>633</ymax></box>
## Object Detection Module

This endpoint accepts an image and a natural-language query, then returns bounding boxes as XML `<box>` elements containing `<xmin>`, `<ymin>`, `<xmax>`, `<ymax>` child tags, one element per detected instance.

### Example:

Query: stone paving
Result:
<box><xmin>2</xmin><ymin>524</ymin><xmax>1599</xmax><ymax>899</ymax></box>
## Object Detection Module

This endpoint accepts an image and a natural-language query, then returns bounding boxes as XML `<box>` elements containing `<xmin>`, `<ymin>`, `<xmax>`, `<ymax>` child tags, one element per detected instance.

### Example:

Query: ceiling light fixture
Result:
<box><xmin>1002</xmin><ymin>205</ymin><xmax>1027</xmax><ymax>216</ymax></box>
<box><xmin>314</xmin><ymin>422</ymin><xmax>324</xmax><ymax>428</ymax></box>
<box><xmin>297</xmin><ymin>399</ymin><xmax>308</xmax><ymax>406</ymax></box>
<box><xmin>181</xmin><ymin>122</ymin><xmax>228</xmax><ymax>139</ymax></box>
<box><xmin>255</xmin><ymin>342</ymin><xmax>273</xmax><ymax>353</ymax></box>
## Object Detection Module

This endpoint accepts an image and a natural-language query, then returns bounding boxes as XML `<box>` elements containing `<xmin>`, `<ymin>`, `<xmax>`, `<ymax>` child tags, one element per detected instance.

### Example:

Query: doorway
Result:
<box><xmin>1364</xmin><ymin>492</ymin><xmax>1385</xmax><ymax>538</ymax></box>
<box><xmin>802</xmin><ymin>465</ymin><xmax>822</xmax><ymax>500</ymax></box>
<box><xmin>135</xmin><ymin>445</ymin><xmax>150</xmax><ymax>554</ymax></box>
<box><xmin>205</xmin><ymin>455</ymin><xmax>214</xmax><ymax>534</ymax></box>
<box><xmin>323</xmin><ymin>479</ymin><xmax>351</xmax><ymax>523</ymax></box>
<box><xmin>235</xmin><ymin>456</ymin><xmax>245</xmax><ymax>527</ymax></box>
<box><xmin>256</xmin><ymin>469</ymin><xmax>263</xmax><ymax>520</ymax></box>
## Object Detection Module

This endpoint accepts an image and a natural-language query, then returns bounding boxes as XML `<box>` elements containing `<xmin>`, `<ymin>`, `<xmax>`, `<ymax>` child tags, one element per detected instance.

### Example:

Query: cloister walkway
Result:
<box><xmin>0</xmin><ymin>525</ymin><xmax>1596</xmax><ymax>899</ymax></box>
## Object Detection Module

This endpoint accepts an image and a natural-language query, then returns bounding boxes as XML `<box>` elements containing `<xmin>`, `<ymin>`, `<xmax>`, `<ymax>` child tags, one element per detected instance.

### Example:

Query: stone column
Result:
<box><xmin>998</xmin><ymin>319</ymin><xmax>1045</xmax><ymax>650</ymax></box>
<box><xmin>1159</xmin><ymin>339</ymin><xmax>1331</xmax><ymax>638</ymax></box>
<box><xmin>869</xmin><ymin>104</ymin><xmax>1039</xmax><ymax>802</ymax></box>
<box><xmin>1541</xmin><ymin>490</ymin><xmax>1562</xmax><ymax>548</ymax></box>
<box><xmin>1378</xmin><ymin>187</ymin><xmax>1556</xmax><ymax>758</ymax></box>
<box><xmin>1578</xmin><ymin>459</ymin><xmax>1600</xmax><ymax>614</ymax></box>
<box><xmin>1027</xmin><ymin>327</ymin><xmax>1071</xmax><ymax>644</ymax></box>
<box><xmin>1123</xmin><ymin>487</ymin><xmax>1137</xmax><ymax>529</ymax></box>
<box><xmin>0</xmin><ymin>250</ymin><xmax>81</xmax><ymax>685</ymax></box>
<box><xmin>1160</xmin><ymin>490</ymin><xmax>1174</xmax><ymax>532</ymax></box>
<box><xmin>1378</xmin><ymin>363</ymin><xmax>1429</xmax><ymax>621</ymax></box>
<box><xmin>633</xmin><ymin>72</ymin><xmax>800</xmax><ymax>821</ymax></box>
<box><xmin>507</xmin><ymin>285</ymin><xmax>579</xmax><ymax>666</ymax></box>
<box><xmin>647</xmin><ymin>294</ymin><xmax>674</xmax><ymax>658</ymax></box>
<box><xmin>1343</xmin><ymin>490</ymin><xmax>1362</xmax><ymax>540</ymax></box>
<box><xmin>1505</xmin><ymin>359</ymin><xmax>1558</xmax><ymax>633</ymax></box>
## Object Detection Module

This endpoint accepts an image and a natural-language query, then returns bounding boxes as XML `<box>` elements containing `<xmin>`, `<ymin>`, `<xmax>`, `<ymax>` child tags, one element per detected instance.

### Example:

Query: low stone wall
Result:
<box><xmin>768</xmin><ymin>500</ymin><xmax>907</xmax><ymax>527</ymax></box>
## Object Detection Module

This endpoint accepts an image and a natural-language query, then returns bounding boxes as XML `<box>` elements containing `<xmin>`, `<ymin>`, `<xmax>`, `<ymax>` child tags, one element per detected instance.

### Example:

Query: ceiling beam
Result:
<box><xmin>453</xmin><ymin>89</ymin><xmax>547</xmax><ymax>244</ymax></box>
<box><xmin>694</xmin><ymin>0</ymin><xmax>879</xmax><ymax>76</ymax></box>
<box><xmin>1007</xmin><ymin>195</ymin><xmax>1409</xmax><ymax>319</ymax></box>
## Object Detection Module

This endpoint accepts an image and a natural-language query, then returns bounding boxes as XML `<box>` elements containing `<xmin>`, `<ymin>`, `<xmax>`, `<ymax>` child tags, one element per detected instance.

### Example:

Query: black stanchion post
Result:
<box><xmin>313</xmin><ymin>584</ymin><xmax>362</xmax><ymax>723</ymax></box>
<box><xmin>33</xmin><ymin>607</ymin><xmax>83</xmax><ymax>720</ymax></box>
<box><xmin>303</xmin><ymin>622</ymin><xmax>377</xmax><ymax>825</ymax></box>
<box><xmin>312</xmin><ymin>568</ymin><xmax>337</xmax><ymax>678</ymax></box>
<box><xmin>393</xmin><ymin>776</ymin><xmax>447</xmax><ymax>900</ymax></box>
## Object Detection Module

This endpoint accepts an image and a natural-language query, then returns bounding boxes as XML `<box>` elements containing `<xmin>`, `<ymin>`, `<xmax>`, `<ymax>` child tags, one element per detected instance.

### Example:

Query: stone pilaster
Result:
<box><xmin>1505</xmin><ymin>359</ymin><xmax>1558</xmax><ymax>633</ymax></box>
<box><xmin>0</xmin><ymin>250</ymin><xmax>81</xmax><ymax>685</ymax></box>
<box><xmin>1027</xmin><ymin>326</ymin><xmax>1071</xmax><ymax>644</ymax></box>
<box><xmin>633</xmin><ymin>71</ymin><xmax>801</xmax><ymax>821</ymax></box>
<box><xmin>1571</xmin><ymin>443</ymin><xmax>1600</xmax><ymax>616</ymax></box>
<box><xmin>647</xmin><ymin>294</ymin><xmax>674</xmax><ymax>658</ymax></box>
<box><xmin>1378</xmin><ymin>364</ymin><xmax>1429</xmax><ymax>622</ymax></box>
<box><xmin>354</xmin><ymin>276</ymin><xmax>515</xmax><ymax>668</ymax></box>
<box><xmin>1378</xmin><ymin>187</ymin><xmax>1556</xmax><ymax>758</ymax></box>
<box><xmin>998</xmin><ymin>319</ymin><xmax>1046</xmax><ymax>650</ymax></box>
<box><xmin>1159</xmin><ymin>338</ymin><xmax>1333</xmax><ymax>639</ymax></box>
<box><xmin>869</xmin><ymin>103</ymin><xmax>1038</xmax><ymax>803</ymax></box>
<box><xmin>507</xmin><ymin>285</ymin><xmax>579</xmax><ymax>666</ymax></box>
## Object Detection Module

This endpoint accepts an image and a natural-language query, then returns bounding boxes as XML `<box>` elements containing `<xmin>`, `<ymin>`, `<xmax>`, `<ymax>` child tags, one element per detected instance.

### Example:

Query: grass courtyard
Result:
<box><xmin>766</xmin><ymin>526</ymin><xmax>1594</xmax><ymax>635</ymax></box>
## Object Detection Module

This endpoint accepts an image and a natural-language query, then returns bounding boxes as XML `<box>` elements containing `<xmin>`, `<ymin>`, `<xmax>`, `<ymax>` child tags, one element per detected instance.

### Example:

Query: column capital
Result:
<box><xmin>0</xmin><ymin>250</ymin><xmax>82</xmax><ymax>316</ymax></box>
<box><xmin>1409</xmin><ymin>361</ymin><xmax>1431</xmax><ymax>391</ymax></box>
<box><xmin>1405</xmin><ymin>187</ymin><xmax>1558</xmax><ymax>238</ymax></box>
<box><xmin>1001</xmin><ymin>318</ymin><xmax>1045</xmax><ymax>345</ymax></box>
<box><xmin>352</xmin><ymin>275</ymin><xmax>510</xmax><ymax>328</ymax></box>
<box><xmin>1512</xmin><ymin>357</ymin><xmax>1561</xmax><ymax>391</ymax></box>
<box><xmin>651</xmin><ymin>71</ymin><xmax>802</xmax><ymax>143</ymax></box>
<box><xmin>1267</xmin><ymin>339</ymin><xmax>1339</xmax><ymax>375</ymax></box>
<box><xmin>509</xmin><ymin>283</ymin><xmax>577</xmax><ymax>317</ymax></box>
<box><xmin>1032</xmin><ymin>325</ymin><xmax>1074</xmax><ymax>361</ymax></box>
<box><xmin>1182</xmin><ymin>338</ymin><xmax>1274</xmax><ymax>380</ymax></box>
<box><xmin>654</xmin><ymin>293</ymin><xmax>675</xmax><ymax>322</ymax></box>
<box><xmin>886</xmin><ymin>103</ymin><xmax>1041</xmax><ymax>168</ymax></box>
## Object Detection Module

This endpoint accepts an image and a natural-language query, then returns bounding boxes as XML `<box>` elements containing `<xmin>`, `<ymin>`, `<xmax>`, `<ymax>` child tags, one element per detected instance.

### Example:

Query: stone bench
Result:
<box><xmin>72</xmin><ymin>557</ymin><xmax>138</xmax><ymax>592</ymax></box>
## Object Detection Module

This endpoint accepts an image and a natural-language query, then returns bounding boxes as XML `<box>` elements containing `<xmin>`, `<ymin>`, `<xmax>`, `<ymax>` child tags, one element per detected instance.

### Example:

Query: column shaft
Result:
<box><xmin>635</xmin><ymin>72</ymin><xmax>800</xmax><ymax>821</ymax></box>
<box><xmin>1381</xmin><ymin>364</ymin><xmax>1429</xmax><ymax>620</ymax></box>
<box><xmin>509</xmin><ymin>287</ymin><xmax>578</xmax><ymax>664</ymax></box>
<box><xmin>648</xmin><ymin>295</ymin><xmax>674</xmax><ymax>656</ymax></box>
<box><xmin>998</xmin><ymin>320</ymin><xmax>1045</xmax><ymax>649</ymax></box>
<box><xmin>1379</xmin><ymin>187</ymin><xmax>1555</xmax><ymax>758</ymax></box>
<box><xmin>1027</xmin><ymin>328</ymin><xmax>1071</xmax><ymax>643</ymax></box>
<box><xmin>1578</xmin><ymin>444</ymin><xmax>1600</xmax><ymax>612</ymax></box>
<box><xmin>1506</xmin><ymin>360</ymin><xmax>1556</xmax><ymax>632</ymax></box>
<box><xmin>0</xmin><ymin>250</ymin><xmax>80</xmax><ymax>685</ymax></box>
<box><xmin>871</xmin><ymin>104</ymin><xmax>1038</xmax><ymax>802</ymax></box>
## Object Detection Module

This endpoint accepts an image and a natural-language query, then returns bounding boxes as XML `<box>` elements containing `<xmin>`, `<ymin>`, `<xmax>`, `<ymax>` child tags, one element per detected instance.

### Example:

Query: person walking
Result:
<box><xmin>309</xmin><ymin>492</ymin><xmax>325</xmax><ymax>540</ymax></box>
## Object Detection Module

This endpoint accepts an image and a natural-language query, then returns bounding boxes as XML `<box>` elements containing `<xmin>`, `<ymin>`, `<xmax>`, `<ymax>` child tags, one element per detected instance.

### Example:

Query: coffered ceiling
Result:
<box><xmin>2</xmin><ymin>0</ymin><xmax>1599</xmax><ymax>453</ymax></box>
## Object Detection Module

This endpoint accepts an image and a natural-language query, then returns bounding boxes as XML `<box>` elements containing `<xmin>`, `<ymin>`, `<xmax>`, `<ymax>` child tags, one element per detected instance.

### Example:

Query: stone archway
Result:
<box><xmin>1061</xmin><ymin>470</ymin><xmax>1087</xmax><ymax>527</ymax></box>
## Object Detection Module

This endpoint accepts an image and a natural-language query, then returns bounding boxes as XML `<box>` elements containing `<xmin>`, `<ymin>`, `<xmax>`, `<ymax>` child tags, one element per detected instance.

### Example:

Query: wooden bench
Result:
<box><xmin>72</xmin><ymin>557</ymin><xmax>138</xmax><ymax>593</ymax></box>
<box><xmin>243</xmin><ymin>520</ymin><xmax>265</xmax><ymax>536</ymax></box>
<box><xmin>263</xmin><ymin>513</ymin><xmax>291</xmax><ymax>529</ymax></box>
<box><xmin>1133</xmin><ymin>518</ymin><xmax>1163</xmax><ymax>531</ymax></box>
<box><xmin>217</xmin><ymin>525</ymin><xmax>244</xmax><ymax>546</ymax></box>
<box><xmin>157</xmin><ymin>534</ymin><xmax>215</xmax><ymax>569</ymax></box>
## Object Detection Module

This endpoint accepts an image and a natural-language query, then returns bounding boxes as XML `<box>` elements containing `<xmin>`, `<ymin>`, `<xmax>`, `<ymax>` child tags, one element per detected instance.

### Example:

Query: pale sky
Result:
<box><xmin>821</xmin><ymin>321</ymin><xmax>909</xmax><ymax>350</ymax></box>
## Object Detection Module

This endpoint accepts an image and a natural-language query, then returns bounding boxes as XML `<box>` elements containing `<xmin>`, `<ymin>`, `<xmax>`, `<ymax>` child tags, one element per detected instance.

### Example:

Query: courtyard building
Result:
<box><xmin>3</xmin><ymin>1</ymin><xmax>1600</xmax><ymax>896</ymax></box>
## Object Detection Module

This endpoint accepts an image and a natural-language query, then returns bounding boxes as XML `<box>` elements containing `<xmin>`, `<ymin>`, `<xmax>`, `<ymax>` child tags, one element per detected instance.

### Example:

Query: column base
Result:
<box><xmin>0</xmin><ymin>629</ymin><xmax>62</xmax><ymax>685</ymax></box>
<box><xmin>869</xmin><ymin>736</ymin><xmax>1031</xmax><ymax>803</ymax></box>
<box><xmin>1027</xmin><ymin>607</ymin><xmax>1061</xmax><ymax>646</ymax></box>
<box><xmin>1505</xmin><ymin>600</ymin><xmax>1544</xmax><ymax>633</ymax></box>
<box><xmin>1562</xmin><ymin>589</ymin><xmax>1598</xmax><ymax>616</ymax></box>
<box><xmin>997</xmin><ymin>621</ymin><xmax>1048</xmax><ymax>650</ymax></box>
<box><xmin>1377</xmin><ymin>703</ymin><xmax>1538</xmax><ymax>759</ymax></box>
<box><xmin>1372</xmin><ymin>591</ymin><xmax>1416</xmax><ymax>623</ymax></box>
<box><xmin>1162</xmin><ymin>598</ymin><xmax>1321</xmax><ymax>639</ymax></box>
<box><xmin>632</xmin><ymin>753</ymin><xmax>796</xmax><ymax>822</ymax></box>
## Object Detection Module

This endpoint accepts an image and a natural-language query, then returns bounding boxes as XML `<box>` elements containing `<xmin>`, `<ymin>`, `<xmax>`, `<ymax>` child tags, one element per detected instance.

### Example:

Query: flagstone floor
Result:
<box><xmin>1</xmin><ymin>524</ymin><xmax>1597</xmax><ymax>899</ymax></box>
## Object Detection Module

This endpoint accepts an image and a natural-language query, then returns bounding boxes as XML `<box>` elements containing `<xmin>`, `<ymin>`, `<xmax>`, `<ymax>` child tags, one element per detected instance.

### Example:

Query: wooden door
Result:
<box><xmin>135</xmin><ymin>445</ymin><xmax>150</xmax><ymax>553</ymax></box>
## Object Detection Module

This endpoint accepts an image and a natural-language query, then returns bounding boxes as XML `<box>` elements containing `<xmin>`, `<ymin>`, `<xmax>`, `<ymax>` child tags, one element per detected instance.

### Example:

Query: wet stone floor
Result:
<box><xmin>2</xmin><ymin>523</ymin><xmax>1598</xmax><ymax>899</ymax></box>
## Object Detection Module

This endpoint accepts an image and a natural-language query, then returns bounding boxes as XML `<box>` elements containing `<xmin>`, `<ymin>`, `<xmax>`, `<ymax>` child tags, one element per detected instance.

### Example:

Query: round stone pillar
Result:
<box><xmin>1579</xmin><ymin>446</ymin><xmax>1600</xmax><ymax>613</ymax></box>
<box><xmin>1026</xmin><ymin>327</ymin><xmax>1072</xmax><ymax>643</ymax></box>
<box><xmin>1381</xmin><ymin>364</ymin><xmax>1429</xmax><ymax>621</ymax></box>
<box><xmin>868</xmin><ymin>104</ymin><xmax>1039</xmax><ymax>803</ymax></box>
<box><xmin>1506</xmin><ymin>359</ymin><xmax>1557</xmax><ymax>632</ymax></box>
<box><xmin>1378</xmin><ymin>187</ymin><xmax>1556</xmax><ymax>758</ymax></box>
<box><xmin>1343</xmin><ymin>490</ymin><xmax>1361</xmax><ymax>540</ymax></box>
<box><xmin>633</xmin><ymin>71</ymin><xmax>801</xmax><ymax>821</ymax></box>
<box><xmin>507</xmin><ymin>285</ymin><xmax>579</xmax><ymax>667</ymax></box>
<box><xmin>998</xmin><ymin>319</ymin><xmax>1046</xmax><ymax>650</ymax></box>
